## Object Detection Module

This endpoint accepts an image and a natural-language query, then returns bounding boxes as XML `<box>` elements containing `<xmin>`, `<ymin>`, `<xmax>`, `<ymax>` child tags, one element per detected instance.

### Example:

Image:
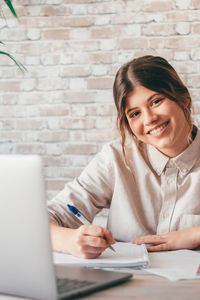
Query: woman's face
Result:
<box><xmin>125</xmin><ymin>85</ymin><xmax>190</xmax><ymax>157</ymax></box>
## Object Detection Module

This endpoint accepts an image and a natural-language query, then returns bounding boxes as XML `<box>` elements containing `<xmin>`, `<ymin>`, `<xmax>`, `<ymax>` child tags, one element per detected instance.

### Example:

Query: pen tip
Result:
<box><xmin>109</xmin><ymin>245</ymin><xmax>116</xmax><ymax>252</ymax></box>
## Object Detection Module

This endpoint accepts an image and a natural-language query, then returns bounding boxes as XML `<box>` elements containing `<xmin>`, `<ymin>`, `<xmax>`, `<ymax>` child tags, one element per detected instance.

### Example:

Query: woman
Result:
<box><xmin>48</xmin><ymin>55</ymin><xmax>200</xmax><ymax>258</ymax></box>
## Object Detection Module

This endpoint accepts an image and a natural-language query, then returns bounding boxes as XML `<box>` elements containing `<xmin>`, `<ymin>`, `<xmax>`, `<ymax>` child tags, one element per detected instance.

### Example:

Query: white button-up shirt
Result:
<box><xmin>48</xmin><ymin>127</ymin><xmax>200</xmax><ymax>242</ymax></box>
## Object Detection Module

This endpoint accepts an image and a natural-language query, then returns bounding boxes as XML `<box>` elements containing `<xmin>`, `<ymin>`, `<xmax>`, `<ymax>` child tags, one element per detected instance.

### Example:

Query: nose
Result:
<box><xmin>143</xmin><ymin>108</ymin><xmax>158</xmax><ymax>126</ymax></box>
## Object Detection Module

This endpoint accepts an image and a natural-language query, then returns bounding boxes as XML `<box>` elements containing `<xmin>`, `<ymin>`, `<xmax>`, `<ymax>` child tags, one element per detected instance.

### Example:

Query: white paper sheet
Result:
<box><xmin>53</xmin><ymin>242</ymin><xmax>149</xmax><ymax>268</ymax></box>
<box><xmin>146</xmin><ymin>249</ymin><xmax>200</xmax><ymax>281</ymax></box>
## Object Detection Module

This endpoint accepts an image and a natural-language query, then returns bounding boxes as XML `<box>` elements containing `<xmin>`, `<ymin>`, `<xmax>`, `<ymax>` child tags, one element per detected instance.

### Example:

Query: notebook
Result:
<box><xmin>54</xmin><ymin>242</ymin><xmax>149</xmax><ymax>268</ymax></box>
<box><xmin>0</xmin><ymin>155</ymin><xmax>132</xmax><ymax>300</ymax></box>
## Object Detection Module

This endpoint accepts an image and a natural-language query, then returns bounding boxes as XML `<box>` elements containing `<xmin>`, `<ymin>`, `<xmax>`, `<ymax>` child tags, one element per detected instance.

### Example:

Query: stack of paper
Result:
<box><xmin>53</xmin><ymin>242</ymin><xmax>149</xmax><ymax>269</ymax></box>
<box><xmin>146</xmin><ymin>250</ymin><xmax>200</xmax><ymax>281</ymax></box>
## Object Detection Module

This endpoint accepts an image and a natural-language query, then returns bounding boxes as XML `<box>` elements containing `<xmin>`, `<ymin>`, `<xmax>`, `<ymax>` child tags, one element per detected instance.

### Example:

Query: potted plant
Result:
<box><xmin>0</xmin><ymin>0</ymin><xmax>26</xmax><ymax>71</ymax></box>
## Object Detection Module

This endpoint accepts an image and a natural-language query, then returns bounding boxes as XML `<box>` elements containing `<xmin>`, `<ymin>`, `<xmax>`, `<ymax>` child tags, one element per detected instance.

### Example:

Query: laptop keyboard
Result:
<box><xmin>57</xmin><ymin>278</ymin><xmax>96</xmax><ymax>294</ymax></box>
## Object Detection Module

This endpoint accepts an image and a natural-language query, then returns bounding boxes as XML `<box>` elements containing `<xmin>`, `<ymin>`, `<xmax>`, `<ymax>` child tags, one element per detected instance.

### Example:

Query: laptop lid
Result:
<box><xmin>0</xmin><ymin>155</ymin><xmax>132</xmax><ymax>300</ymax></box>
<box><xmin>0</xmin><ymin>155</ymin><xmax>57</xmax><ymax>300</ymax></box>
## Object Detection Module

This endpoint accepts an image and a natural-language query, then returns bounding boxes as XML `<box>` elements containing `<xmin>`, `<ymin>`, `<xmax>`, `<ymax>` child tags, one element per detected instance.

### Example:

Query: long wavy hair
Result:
<box><xmin>113</xmin><ymin>55</ymin><xmax>193</xmax><ymax>173</ymax></box>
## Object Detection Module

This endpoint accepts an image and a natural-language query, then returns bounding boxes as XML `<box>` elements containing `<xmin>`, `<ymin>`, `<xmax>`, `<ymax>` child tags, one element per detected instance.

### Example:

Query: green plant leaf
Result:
<box><xmin>0</xmin><ymin>51</ymin><xmax>27</xmax><ymax>72</ymax></box>
<box><xmin>3</xmin><ymin>0</ymin><xmax>18</xmax><ymax>18</ymax></box>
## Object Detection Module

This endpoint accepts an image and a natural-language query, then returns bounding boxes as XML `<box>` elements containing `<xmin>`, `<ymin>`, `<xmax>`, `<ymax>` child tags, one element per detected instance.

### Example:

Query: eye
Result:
<box><xmin>129</xmin><ymin>111</ymin><xmax>140</xmax><ymax>119</ymax></box>
<box><xmin>151</xmin><ymin>97</ymin><xmax>164</xmax><ymax>106</ymax></box>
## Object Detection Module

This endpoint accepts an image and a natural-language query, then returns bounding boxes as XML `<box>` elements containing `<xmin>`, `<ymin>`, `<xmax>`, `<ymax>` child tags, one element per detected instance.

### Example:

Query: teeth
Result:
<box><xmin>149</xmin><ymin>122</ymin><xmax>168</xmax><ymax>135</ymax></box>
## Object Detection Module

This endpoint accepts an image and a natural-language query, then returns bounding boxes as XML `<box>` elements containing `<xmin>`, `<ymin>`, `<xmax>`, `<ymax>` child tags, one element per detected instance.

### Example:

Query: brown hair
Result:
<box><xmin>113</xmin><ymin>55</ymin><xmax>193</xmax><ymax>172</ymax></box>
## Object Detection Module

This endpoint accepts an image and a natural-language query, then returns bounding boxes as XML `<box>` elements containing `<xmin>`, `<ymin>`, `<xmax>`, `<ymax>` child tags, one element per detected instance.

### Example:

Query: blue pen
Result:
<box><xmin>67</xmin><ymin>204</ymin><xmax>116</xmax><ymax>252</ymax></box>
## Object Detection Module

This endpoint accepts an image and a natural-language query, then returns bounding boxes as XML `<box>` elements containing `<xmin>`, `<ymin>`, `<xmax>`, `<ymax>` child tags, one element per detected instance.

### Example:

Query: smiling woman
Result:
<box><xmin>113</xmin><ymin>55</ymin><xmax>193</xmax><ymax>168</ymax></box>
<box><xmin>48</xmin><ymin>55</ymin><xmax>200</xmax><ymax>258</ymax></box>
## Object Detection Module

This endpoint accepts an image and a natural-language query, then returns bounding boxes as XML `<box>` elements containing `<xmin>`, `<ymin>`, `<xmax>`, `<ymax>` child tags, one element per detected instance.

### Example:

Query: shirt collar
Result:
<box><xmin>146</xmin><ymin>144</ymin><xmax>169</xmax><ymax>176</ymax></box>
<box><xmin>146</xmin><ymin>127</ymin><xmax>200</xmax><ymax>176</ymax></box>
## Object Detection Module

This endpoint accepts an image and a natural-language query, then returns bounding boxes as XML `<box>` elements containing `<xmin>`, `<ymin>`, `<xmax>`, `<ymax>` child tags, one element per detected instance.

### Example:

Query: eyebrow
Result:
<box><xmin>126</xmin><ymin>93</ymin><xmax>161</xmax><ymax>115</ymax></box>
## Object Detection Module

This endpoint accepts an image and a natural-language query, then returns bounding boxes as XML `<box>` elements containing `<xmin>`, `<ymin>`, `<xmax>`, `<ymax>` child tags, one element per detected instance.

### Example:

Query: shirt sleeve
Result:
<box><xmin>47</xmin><ymin>143</ymin><xmax>114</xmax><ymax>228</ymax></box>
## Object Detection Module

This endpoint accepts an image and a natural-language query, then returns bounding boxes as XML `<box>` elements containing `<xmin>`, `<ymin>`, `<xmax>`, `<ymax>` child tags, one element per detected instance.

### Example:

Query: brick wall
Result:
<box><xmin>0</xmin><ymin>0</ymin><xmax>200</xmax><ymax>200</ymax></box>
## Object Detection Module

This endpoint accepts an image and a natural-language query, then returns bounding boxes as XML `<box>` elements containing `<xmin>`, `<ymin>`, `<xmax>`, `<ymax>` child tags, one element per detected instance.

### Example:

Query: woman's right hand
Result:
<box><xmin>50</xmin><ymin>221</ymin><xmax>115</xmax><ymax>259</ymax></box>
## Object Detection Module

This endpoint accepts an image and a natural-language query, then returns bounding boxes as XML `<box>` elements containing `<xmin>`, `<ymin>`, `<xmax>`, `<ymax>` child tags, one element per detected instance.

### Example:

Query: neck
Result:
<box><xmin>161</xmin><ymin>124</ymin><xmax>195</xmax><ymax>158</ymax></box>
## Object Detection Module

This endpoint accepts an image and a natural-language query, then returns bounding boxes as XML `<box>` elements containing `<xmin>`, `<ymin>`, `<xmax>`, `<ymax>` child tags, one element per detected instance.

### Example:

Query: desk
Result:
<box><xmin>82</xmin><ymin>272</ymin><xmax>200</xmax><ymax>300</ymax></box>
<box><xmin>1</xmin><ymin>272</ymin><xmax>199</xmax><ymax>300</ymax></box>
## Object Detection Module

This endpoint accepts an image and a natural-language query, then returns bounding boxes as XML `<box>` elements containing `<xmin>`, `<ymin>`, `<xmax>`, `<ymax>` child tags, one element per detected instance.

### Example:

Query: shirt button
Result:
<box><xmin>167</xmin><ymin>178</ymin><xmax>173</xmax><ymax>184</ymax></box>
<box><xmin>163</xmin><ymin>212</ymin><xmax>169</xmax><ymax>219</ymax></box>
<box><xmin>182</xmin><ymin>168</ymin><xmax>188</xmax><ymax>173</ymax></box>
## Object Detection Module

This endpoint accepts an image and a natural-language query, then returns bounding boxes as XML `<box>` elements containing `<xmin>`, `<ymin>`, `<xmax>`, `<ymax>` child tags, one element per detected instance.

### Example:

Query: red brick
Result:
<box><xmin>21</xmin><ymin>17</ymin><xmax>52</xmax><ymax>28</ymax></box>
<box><xmin>42</xmin><ymin>29</ymin><xmax>70</xmax><ymax>40</ymax></box>
<box><xmin>3</xmin><ymin>5</ymin><xmax>26</xmax><ymax>17</ymax></box>
<box><xmin>192</xmin><ymin>23</ymin><xmax>200</xmax><ymax>34</ymax></box>
<box><xmin>0</xmin><ymin>82</ymin><xmax>20</xmax><ymax>92</ymax></box>
<box><xmin>142</xmin><ymin>24</ymin><xmax>175</xmax><ymax>36</ymax></box>
<box><xmin>119</xmin><ymin>38</ymin><xmax>148</xmax><ymax>49</ymax></box>
<box><xmin>60</xmin><ymin>118</ymin><xmax>95</xmax><ymax>129</ymax></box>
<box><xmin>58</xmin><ymin>16</ymin><xmax>93</xmax><ymax>27</ymax></box>
<box><xmin>45</xmin><ymin>180</ymin><xmax>66</xmax><ymax>191</ymax></box>
<box><xmin>164</xmin><ymin>11</ymin><xmax>199</xmax><ymax>22</ymax></box>
<box><xmin>61</xmin><ymin>143</ymin><xmax>97</xmax><ymax>155</ymax></box>
<box><xmin>91</xmin><ymin>26</ymin><xmax>122</xmax><ymax>39</ymax></box>
<box><xmin>90</xmin><ymin>53</ymin><xmax>116</xmax><ymax>64</ymax></box>
<box><xmin>39</xmin><ymin>105</ymin><xmax>70</xmax><ymax>117</ymax></box>
<box><xmin>87</xmin><ymin>77</ymin><xmax>113</xmax><ymax>89</ymax></box>
<box><xmin>40</xmin><ymin>5</ymin><xmax>71</xmax><ymax>16</ymax></box>
<box><xmin>166</xmin><ymin>36</ymin><xmax>200</xmax><ymax>49</ymax></box>
<box><xmin>39</xmin><ymin>131</ymin><xmax>69</xmax><ymax>142</ymax></box>
<box><xmin>191</xmin><ymin>0</ymin><xmax>200</xmax><ymax>8</ymax></box>
<box><xmin>143</xmin><ymin>1</ymin><xmax>173</xmax><ymax>11</ymax></box>
<box><xmin>60</xmin><ymin>66</ymin><xmax>91</xmax><ymax>77</ymax></box>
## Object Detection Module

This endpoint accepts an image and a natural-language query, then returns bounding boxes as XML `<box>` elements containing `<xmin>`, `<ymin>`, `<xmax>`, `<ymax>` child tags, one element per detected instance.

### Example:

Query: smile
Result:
<box><xmin>147</xmin><ymin>121</ymin><xmax>169</xmax><ymax>136</ymax></box>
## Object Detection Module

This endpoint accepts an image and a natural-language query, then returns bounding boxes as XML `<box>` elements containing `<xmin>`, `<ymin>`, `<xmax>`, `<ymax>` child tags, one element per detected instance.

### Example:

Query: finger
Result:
<box><xmin>80</xmin><ymin>245</ymin><xmax>106</xmax><ymax>254</ymax></box>
<box><xmin>133</xmin><ymin>235</ymin><xmax>166</xmax><ymax>245</ymax></box>
<box><xmin>147</xmin><ymin>243</ymin><xmax>170</xmax><ymax>252</ymax></box>
<box><xmin>81</xmin><ymin>252</ymin><xmax>103</xmax><ymax>259</ymax></box>
<box><xmin>77</xmin><ymin>245</ymin><xmax>106</xmax><ymax>259</ymax></box>
<box><xmin>104</xmin><ymin>229</ymin><xmax>116</xmax><ymax>244</ymax></box>
<box><xmin>78</xmin><ymin>235</ymin><xmax>108</xmax><ymax>248</ymax></box>
<box><xmin>79</xmin><ymin>225</ymin><xmax>105</xmax><ymax>238</ymax></box>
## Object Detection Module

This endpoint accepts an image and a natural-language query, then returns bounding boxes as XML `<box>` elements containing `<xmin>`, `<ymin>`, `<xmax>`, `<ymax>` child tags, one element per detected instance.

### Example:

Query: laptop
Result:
<box><xmin>0</xmin><ymin>155</ymin><xmax>132</xmax><ymax>300</ymax></box>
